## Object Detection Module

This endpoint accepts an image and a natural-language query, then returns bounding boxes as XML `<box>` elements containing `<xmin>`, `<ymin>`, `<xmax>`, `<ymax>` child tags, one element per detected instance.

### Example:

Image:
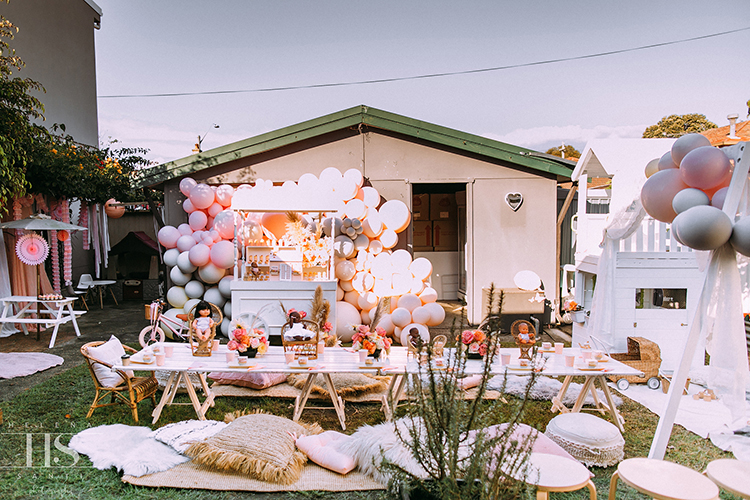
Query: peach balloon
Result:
<box><xmin>400</xmin><ymin>323</ymin><xmax>430</xmax><ymax>348</ymax></box>
<box><xmin>391</xmin><ymin>249</ymin><xmax>412</xmax><ymax>271</ymax></box>
<box><xmin>394</xmin><ymin>327</ymin><xmax>403</xmax><ymax>344</ymax></box>
<box><xmin>419</xmin><ymin>287</ymin><xmax>438</xmax><ymax>304</ymax></box>
<box><xmin>213</xmin><ymin>210</ymin><xmax>236</xmax><ymax>240</ymax></box>
<box><xmin>410</xmin><ymin>257</ymin><xmax>433</xmax><ymax>281</ymax></box>
<box><xmin>182</xmin><ymin>198</ymin><xmax>196</xmax><ymax>214</ymax></box>
<box><xmin>189</xmin><ymin>210</ymin><xmax>208</xmax><ymax>231</ymax></box>
<box><xmin>344</xmin><ymin>168</ymin><xmax>364</xmax><ymax>189</ymax></box>
<box><xmin>368</xmin><ymin>239</ymin><xmax>383</xmax><ymax>255</ymax></box>
<box><xmin>180</xmin><ymin>177</ymin><xmax>197</xmax><ymax>197</ymax></box>
<box><xmin>262</xmin><ymin>212</ymin><xmax>288</xmax><ymax>240</ymax></box>
<box><xmin>358</xmin><ymin>291</ymin><xmax>378</xmax><ymax>311</ymax></box>
<box><xmin>680</xmin><ymin>146</ymin><xmax>731</xmax><ymax>190</ymax></box>
<box><xmin>362</xmin><ymin>209</ymin><xmax>383</xmax><ymax>238</ymax></box>
<box><xmin>379</xmin><ymin>200</ymin><xmax>411</xmax><ymax>232</ymax></box>
<box><xmin>336</xmin><ymin>286</ymin><xmax>345</xmax><ymax>301</ymax></box>
<box><xmin>423</xmin><ymin>302</ymin><xmax>446</xmax><ymax>326</ymax></box>
<box><xmin>352</xmin><ymin>271</ymin><xmax>375</xmax><ymax>293</ymax></box>
<box><xmin>209</xmin><ymin>240</ymin><xmax>235</xmax><ymax>269</ymax></box>
<box><xmin>370</xmin><ymin>252</ymin><xmax>393</xmax><ymax>278</ymax></box>
<box><xmin>215</xmin><ymin>184</ymin><xmax>234</xmax><ymax>207</ymax></box>
<box><xmin>372</xmin><ymin>279</ymin><xmax>391</xmax><ymax>298</ymax></box>
<box><xmin>208</xmin><ymin>202</ymin><xmax>223</xmax><ymax>217</ymax></box>
<box><xmin>711</xmin><ymin>187</ymin><xmax>729</xmax><ymax>209</ymax></box>
<box><xmin>657</xmin><ymin>151</ymin><xmax>679</xmax><ymax>171</ymax></box>
<box><xmin>336</xmin><ymin>301</ymin><xmax>361</xmax><ymax>342</ymax></box>
<box><xmin>641</xmin><ymin>169</ymin><xmax>689</xmax><ymax>223</ymax></box>
<box><xmin>334</xmin><ymin>235</ymin><xmax>356</xmax><ymax>259</ymax></box>
<box><xmin>410</xmin><ymin>277</ymin><xmax>425</xmax><ymax>295</ymax></box>
<box><xmin>339</xmin><ymin>279</ymin><xmax>354</xmax><ymax>292</ymax></box>
<box><xmin>376</xmin><ymin>314</ymin><xmax>395</xmax><ymax>335</ymax></box>
<box><xmin>644</xmin><ymin>158</ymin><xmax>660</xmax><ymax>179</ymax></box>
<box><xmin>391</xmin><ymin>307</ymin><xmax>412</xmax><ymax>328</ymax></box>
<box><xmin>344</xmin><ymin>289</ymin><xmax>361</xmax><ymax>307</ymax></box>
<box><xmin>345</xmin><ymin>199</ymin><xmax>366</xmax><ymax>219</ymax></box>
<box><xmin>178</xmin><ymin>223</ymin><xmax>193</xmax><ymax>236</ymax></box>
<box><xmin>188</xmin><ymin>243</ymin><xmax>211</xmax><ymax>267</ymax></box>
<box><xmin>353</xmin><ymin>233</ymin><xmax>369</xmax><ymax>251</ymax></box>
<box><xmin>411</xmin><ymin>306</ymin><xmax>431</xmax><ymax>325</ymax></box>
<box><xmin>391</xmin><ymin>273</ymin><xmax>412</xmax><ymax>296</ymax></box>
<box><xmin>335</xmin><ymin>260</ymin><xmax>357</xmax><ymax>281</ymax></box>
<box><xmin>360</xmin><ymin>310</ymin><xmax>372</xmax><ymax>325</ymax></box>
<box><xmin>397</xmin><ymin>293</ymin><xmax>422</xmax><ymax>312</ymax></box>
<box><xmin>176</xmin><ymin>234</ymin><xmax>196</xmax><ymax>252</ymax></box>
<box><xmin>380</xmin><ymin>229</ymin><xmax>398</xmax><ymax>249</ymax></box>
<box><xmin>361</xmin><ymin>187</ymin><xmax>381</xmax><ymax>208</ymax></box>
<box><xmin>671</xmin><ymin>133</ymin><xmax>711</xmax><ymax>166</ymax></box>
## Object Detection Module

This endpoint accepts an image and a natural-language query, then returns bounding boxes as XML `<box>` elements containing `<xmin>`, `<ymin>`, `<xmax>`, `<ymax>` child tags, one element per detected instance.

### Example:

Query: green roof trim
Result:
<box><xmin>135</xmin><ymin>105</ymin><xmax>574</xmax><ymax>187</ymax></box>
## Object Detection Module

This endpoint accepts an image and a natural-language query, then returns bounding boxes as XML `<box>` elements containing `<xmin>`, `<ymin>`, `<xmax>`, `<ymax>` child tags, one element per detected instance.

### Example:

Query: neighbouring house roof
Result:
<box><xmin>701</xmin><ymin>119</ymin><xmax>750</xmax><ymax>147</ymax></box>
<box><xmin>134</xmin><ymin>105</ymin><xmax>575</xmax><ymax>188</ymax></box>
<box><xmin>109</xmin><ymin>231</ymin><xmax>159</xmax><ymax>255</ymax></box>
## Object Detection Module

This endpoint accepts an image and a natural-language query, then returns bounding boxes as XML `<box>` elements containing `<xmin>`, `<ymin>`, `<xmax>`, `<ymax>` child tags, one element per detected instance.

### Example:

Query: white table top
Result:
<box><xmin>1</xmin><ymin>295</ymin><xmax>76</xmax><ymax>304</ymax></box>
<box><xmin>112</xmin><ymin>345</ymin><xmax>642</xmax><ymax>378</ymax></box>
<box><xmin>704</xmin><ymin>459</ymin><xmax>750</xmax><ymax>499</ymax></box>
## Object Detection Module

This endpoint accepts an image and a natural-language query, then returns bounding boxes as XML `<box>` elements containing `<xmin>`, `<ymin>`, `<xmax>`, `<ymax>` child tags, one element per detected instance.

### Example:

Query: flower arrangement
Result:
<box><xmin>461</xmin><ymin>329</ymin><xmax>488</xmax><ymax>357</ymax></box>
<box><xmin>562</xmin><ymin>299</ymin><xmax>583</xmax><ymax>312</ymax></box>
<box><xmin>287</xmin><ymin>308</ymin><xmax>307</xmax><ymax>320</ymax></box>
<box><xmin>227</xmin><ymin>321</ymin><xmax>268</xmax><ymax>355</ymax></box>
<box><xmin>352</xmin><ymin>325</ymin><xmax>392</xmax><ymax>356</ymax></box>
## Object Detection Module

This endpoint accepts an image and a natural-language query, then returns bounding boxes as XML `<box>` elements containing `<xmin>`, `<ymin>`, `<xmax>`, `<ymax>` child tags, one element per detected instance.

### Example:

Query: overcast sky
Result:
<box><xmin>93</xmin><ymin>0</ymin><xmax>750</xmax><ymax>165</ymax></box>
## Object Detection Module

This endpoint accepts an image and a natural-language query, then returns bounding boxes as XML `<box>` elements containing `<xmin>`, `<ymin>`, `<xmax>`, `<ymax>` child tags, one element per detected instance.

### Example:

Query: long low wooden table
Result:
<box><xmin>112</xmin><ymin>344</ymin><xmax>388</xmax><ymax>429</ymax></box>
<box><xmin>0</xmin><ymin>295</ymin><xmax>84</xmax><ymax>348</ymax></box>
<box><xmin>382</xmin><ymin>347</ymin><xmax>643</xmax><ymax>432</ymax></box>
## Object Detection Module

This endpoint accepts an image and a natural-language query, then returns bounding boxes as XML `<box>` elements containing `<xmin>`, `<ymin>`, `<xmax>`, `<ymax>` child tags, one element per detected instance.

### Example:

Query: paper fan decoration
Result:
<box><xmin>16</xmin><ymin>233</ymin><xmax>49</xmax><ymax>265</ymax></box>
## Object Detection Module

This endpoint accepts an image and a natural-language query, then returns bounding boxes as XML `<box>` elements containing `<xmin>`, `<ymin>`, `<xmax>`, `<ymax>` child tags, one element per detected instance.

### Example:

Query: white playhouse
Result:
<box><xmin>570</xmin><ymin>139</ymin><xmax>707</xmax><ymax>370</ymax></box>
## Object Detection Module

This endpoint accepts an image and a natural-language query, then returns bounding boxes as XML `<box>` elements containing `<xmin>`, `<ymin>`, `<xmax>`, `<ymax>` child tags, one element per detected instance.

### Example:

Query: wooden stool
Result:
<box><xmin>609</xmin><ymin>458</ymin><xmax>719</xmax><ymax>500</ymax></box>
<box><xmin>521</xmin><ymin>453</ymin><xmax>597</xmax><ymax>500</ymax></box>
<box><xmin>704</xmin><ymin>459</ymin><xmax>750</xmax><ymax>499</ymax></box>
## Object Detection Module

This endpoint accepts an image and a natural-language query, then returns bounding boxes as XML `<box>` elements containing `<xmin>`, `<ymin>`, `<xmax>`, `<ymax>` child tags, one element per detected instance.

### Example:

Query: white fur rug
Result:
<box><xmin>69</xmin><ymin>424</ymin><xmax>188</xmax><ymax>477</ymax></box>
<box><xmin>488</xmin><ymin>375</ymin><xmax>622</xmax><ymax>407</ymax></box>
<box><xmin>0</xmin><ymin>352</ymin><xmax>63</xmax><ymax>379</ymax></box>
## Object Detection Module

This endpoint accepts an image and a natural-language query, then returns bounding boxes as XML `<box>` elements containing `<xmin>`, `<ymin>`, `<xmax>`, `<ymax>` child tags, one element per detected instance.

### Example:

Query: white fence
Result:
<box><xmin>618</xmin><ymin>217</ymin><xmax>693</xmax><ymax>254</ymax></box>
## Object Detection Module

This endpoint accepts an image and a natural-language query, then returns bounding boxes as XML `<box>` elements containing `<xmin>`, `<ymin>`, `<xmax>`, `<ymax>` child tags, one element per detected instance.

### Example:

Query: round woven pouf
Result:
<box><xmin>545</xmin><ymin>413</ymin><xmax>624</xmax><ymax>467</ymax></box>
<box><xmin>610</xmin><ymin>458</ymin><xmax>719</xmax><ymax>500</ymax></box>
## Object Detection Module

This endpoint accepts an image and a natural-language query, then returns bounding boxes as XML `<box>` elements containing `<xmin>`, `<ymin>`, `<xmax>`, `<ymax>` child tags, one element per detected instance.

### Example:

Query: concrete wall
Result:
<box><xmin>2</xmin><ymin>0</ymin><xmax>100</xmax><ymax>146</ymax></box>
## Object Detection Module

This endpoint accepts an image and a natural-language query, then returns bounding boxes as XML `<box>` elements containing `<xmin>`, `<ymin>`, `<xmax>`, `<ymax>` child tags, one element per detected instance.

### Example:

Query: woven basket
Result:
<box><xmin>608</xmin><ymin>336</ymin><xmax>661</xmax><ymax>384</ymax></box>
<box><xmin>281</xmin><ymin>319</ymin><xmax>320</xmax><ymax>360</ymax></box>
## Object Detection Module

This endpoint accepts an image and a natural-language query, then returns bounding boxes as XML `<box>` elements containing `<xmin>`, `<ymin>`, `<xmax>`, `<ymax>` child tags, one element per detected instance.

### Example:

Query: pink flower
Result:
<box><xmin>323</xmin><ymin>322</ymin><xmax>332</xmax><ymax>333</ymax></box>
<box><xmin>461</xmin><ymin>330</ymin><xmax>475</xmax><ymax>345</ymax></box>
<box><xmin>249</xmin><ymin>337</ymin><xmax>260</xmax><ymax>349</ymax></box>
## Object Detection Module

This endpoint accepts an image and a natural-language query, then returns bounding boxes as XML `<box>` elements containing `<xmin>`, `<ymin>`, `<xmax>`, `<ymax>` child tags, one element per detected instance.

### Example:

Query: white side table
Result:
<box><xmin>704</xmin><ymin>459</ymin><xmax>750</xmax><ymax>499</ymax></box>
<box><xmin>609</xmin><ymin>458</ymin><xmax>719</xmax><ymax>500</ymax></box>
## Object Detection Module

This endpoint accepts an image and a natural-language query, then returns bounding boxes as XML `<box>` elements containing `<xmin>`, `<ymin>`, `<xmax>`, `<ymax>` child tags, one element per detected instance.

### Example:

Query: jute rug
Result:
<box><xmin>122</xmin><ymin>460</ymin><xmax>385</xmax><ymax>492</ymax></box>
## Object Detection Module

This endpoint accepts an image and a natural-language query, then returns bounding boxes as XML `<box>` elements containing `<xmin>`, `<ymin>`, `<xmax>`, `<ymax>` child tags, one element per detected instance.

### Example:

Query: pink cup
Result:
<box><xmin>565</xmin><ymin>354</ymin><xmax>575</xmax><ymax>367</ymax></box>
<box><xmin>501</xmin><ymin>353</ymin><xmax>511</xmax><ymax>366</ymax></box>
<box><xmin>358</xmin><ymin>350</ymin><xmax>367</xmax><ymax>362</ymax></box>
<box><xmin>581</xmin><ymin>350</ymin><xmax>592</xmax><ymax>360</ymax></box>
<box><xmin>164</xmin><ymin>345</ymin><xmax>174</xmax><ymax>358</ymax></box>
<box><xmin>554</xmin><ymin>343</ymin><xmax>564</xmax><ymax>355</ymax></box>
<box><xmin>225</xmin><ymin>351</ymin><xmax>236</xmax><ymax>363</ymax></box>
<box><xmin>284</xmin><ymin>352</ymin><xmax>295</xmax><ymax>364</ymax></box>
<box><xmin>155</xmin><ymin>353</ymin><xmax>166</xmax><ymax>366</ymax></box>
<box><xmin>212</xmin><ymin>339</ymin><xmax>220</xmax><ymax>352</ymax></box>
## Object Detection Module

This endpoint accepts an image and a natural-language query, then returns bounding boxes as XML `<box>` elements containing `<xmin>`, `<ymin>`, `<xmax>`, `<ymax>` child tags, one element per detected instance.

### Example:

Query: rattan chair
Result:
<box><xmin>431</xmin><ymin>334</ymin><xmax>447</xmax><ymax>357</ymax></box>
<box><xmin>187</xmin><ymin>302</ymin><xmax>223</xmax><ymax>356</ymax></box>
<box><xmin>281</xmin><ymin>318</ymin><xmax>320</xmax><ymax>359</ymax></box>
<box><xmin>511</xmin><ymin>319</ymin><xmax>537</xmax><ymax>360</ymax></box>
<box><xmin>81</xmin><ymin>341</ymin><xmax>158</xmax><ymax>423</ymax></box>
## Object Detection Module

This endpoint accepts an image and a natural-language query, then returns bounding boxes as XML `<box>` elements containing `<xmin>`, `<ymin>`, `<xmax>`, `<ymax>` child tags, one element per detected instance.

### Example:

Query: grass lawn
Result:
<box><xmin>0</xmin><ymin>360</ymin><xmax>741</xmax><ymax>500</ymax></box>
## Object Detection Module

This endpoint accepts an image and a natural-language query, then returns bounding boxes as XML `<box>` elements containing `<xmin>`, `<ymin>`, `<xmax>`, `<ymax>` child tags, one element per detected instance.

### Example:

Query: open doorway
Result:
<box><xmin>411</xmin><ymin>183</ymin><xmax>466</xmax><ymax>301</ymax></box>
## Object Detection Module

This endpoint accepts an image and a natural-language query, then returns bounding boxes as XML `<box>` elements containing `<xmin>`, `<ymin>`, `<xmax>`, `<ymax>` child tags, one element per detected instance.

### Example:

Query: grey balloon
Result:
<box><xmin>671</xmin><ymin>205</ymin><xmax>733</xmax><ymax>251</ymax></box>
<box><xmin>730</xmin><ymin>216</ymin><xmax>750</xmax><ymax>257</ymax></box>
<box><xmin>672</xmin><ymin>188</ymin><xmax>710</xmax><ymax>214</ymax></box>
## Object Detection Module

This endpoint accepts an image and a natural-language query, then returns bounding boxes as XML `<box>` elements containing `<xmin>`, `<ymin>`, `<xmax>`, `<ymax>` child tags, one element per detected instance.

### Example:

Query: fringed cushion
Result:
<box><xmin>184</xmin><ymin>413</ymin><xmax>321</xmax><ymax>484</ymax></box>
<box><xmin>286</xmin><ymin>373</ymin><xmax>389</xmax><ymax>398</ymax></box>
<box><xmin>207</xmin><ymin>371</ymin><xmax>288</xmax><ymax>390</ymax></box>
<box><xmin>544</xmin><ymin>413</ymin><xmax>624</xmax><ymax>468</ymax></box>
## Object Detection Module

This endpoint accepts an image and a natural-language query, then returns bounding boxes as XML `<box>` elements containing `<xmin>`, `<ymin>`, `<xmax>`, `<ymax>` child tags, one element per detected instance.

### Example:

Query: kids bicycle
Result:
<box><xmin>139</xmin><ymin>299</ymin><xmax>190</xmax><ymax>347</ymax></box>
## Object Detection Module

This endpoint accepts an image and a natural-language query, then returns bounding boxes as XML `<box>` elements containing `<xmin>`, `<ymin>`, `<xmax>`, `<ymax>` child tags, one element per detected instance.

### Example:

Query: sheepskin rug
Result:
<box><xmin>69</xmin><ymin>424</ymin><xmax>188</xmax><ymax>477</ymax></box>
<box><xmin>488</xmin><ymin>375</ymin><xmax>622</xmax><ymax>407</ymax></box>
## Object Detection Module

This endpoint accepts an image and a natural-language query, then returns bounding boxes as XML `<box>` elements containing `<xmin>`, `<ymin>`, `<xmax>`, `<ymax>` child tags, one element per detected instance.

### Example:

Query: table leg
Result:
<box><xmin>571</xmin><ymin>376</ymin><xmax>596</xmax><ymax>413</ymax></box>
<box><xmin>48</xmin><ymin>304</ymin><xmax>66</xmax><ymax>348</ymax></box>
<box><xmin>182</xmin><ymin>372</ymin><xmax>207</xmax><ymax>420</ymax></box>
<box><xmin>293</xmin><ymin>373</ymin><xmax>318</xmax><ymax>422</ymax></box>
<box><xmin>551</xmin><ymin>375</ymin><xmax>574</xmax><ymax>413</ymax></box>
<box><xmin>598</xmin><ymin>376</ymin><xmax>625</xmax><ymax>432</ymax></box>
<box><xmin>152</xmin><ymin>372</ymin><xmax>177</xmax><ymax>424</ymax></box>
<box><xmin>99</xmin><ymin>287</ymin><xmax>104</xmax><ymax>309</ymax></box>
<box><xmin>66</xmin><ymin>303</ymin><xmax>82</xmax><ymax>338</ymax></box>
<box><xmin>108</xmin><ymin>286</ymin><xmax>118</xmax><ymax>305</ymax></box>
<box><xmin>608</xmin><ymin>470</ymin><xmax>620</xmax><ymax>500</ymax></box>
<box><xmin>384</xmin><ymin>373</ymin><xmax>409</xmax><ymax>421</ymax></box>
<box><xmin>198</xmin><ymin>374</ymin><xmax>215</xmax><ymax>412</ymax></box>
<box><xmin>321</xmin><ymin>373</ymin><xmax>346</xmax><ymax>430</ymax></box>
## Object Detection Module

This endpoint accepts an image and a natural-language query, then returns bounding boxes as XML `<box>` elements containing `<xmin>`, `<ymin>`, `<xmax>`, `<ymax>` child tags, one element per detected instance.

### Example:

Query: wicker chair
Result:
<box><xmin>81</xmin><ymin>341</ymin><xmax>158</xmax><ymax>423</ymax></box>
<box><xmin>431</xmin><ymin>334</ymin><xmax>447</xmax><ymax>357</ymax></box>
<box><xmin>511</xmin><ymin>319</ymin><xmax>537</xmax><ymax>360</ymax></box>
<box><xmin>187</xmin><ymin>302</ymin><xmax>223</xmax><ymax>356</ymax></box>
<box><xmin>281</xmin><ymin>318</ymin><xmax>320</xmax><ymax>360</ymax></box>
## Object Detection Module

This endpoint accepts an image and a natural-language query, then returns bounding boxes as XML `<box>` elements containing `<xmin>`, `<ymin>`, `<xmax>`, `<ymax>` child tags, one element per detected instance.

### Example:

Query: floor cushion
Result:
<box><xmin>544</xmin><ymin>413</ymin><xmax>624</xmax><ymax>467</ymax></box>
<box><xmin>150</xmin><ymin>419</ymin><xmax>227</xmax><ymax>454</ymax></box>
<box><xmin>295</xmin><ymin>431</ymin><xmax>356</xmax><ymax>475</ymax></box>
<box><xmin>286</xmin><ymin>373</ymin><xmax>389</xmax><ymax>398</ymax></box>
<box><xmin>208</xmin><ymin>371</ymin><xmax>288</xmax><ymax>390</ymax></box>
<box><xmin>184</xmin><ymin>413</ymin><xmax>321</xmax><ymax>484</ymax></box>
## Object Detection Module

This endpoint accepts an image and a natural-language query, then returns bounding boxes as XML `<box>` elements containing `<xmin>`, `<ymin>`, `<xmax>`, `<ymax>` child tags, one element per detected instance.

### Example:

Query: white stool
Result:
<box><xmin>704</xmin><ymin>459</ymin><xmax>750</xmax><ymax>499</ymax></box>
<box><xmin>519</xmin><ymin>453</ymin><xmax>597</xmax><ymax>500</ymax></box>
<box><xmin>545</xmin><ymin>413</ymin><xmax>624</xmax><ymax>467</ymax></box>
<box><xmin>609</xmin><ymin>458</ymin><xmax>719</xmax><ymax>500</ymax></box>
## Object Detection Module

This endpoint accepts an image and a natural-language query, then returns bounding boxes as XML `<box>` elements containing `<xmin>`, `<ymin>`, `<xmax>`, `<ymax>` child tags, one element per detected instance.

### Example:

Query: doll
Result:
<box><xmin>517</xmin><ymin>322</ymin><xmax>535</xmax><ymax>345</ymax></box>
<box><xmin>192</xmin><ymin>301</ymin><xmax>214</xmax><ymax>342</ymax></box>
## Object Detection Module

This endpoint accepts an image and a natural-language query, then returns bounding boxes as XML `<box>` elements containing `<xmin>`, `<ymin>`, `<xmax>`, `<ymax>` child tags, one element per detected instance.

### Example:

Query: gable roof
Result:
<box><xmin>701</xmin><ymin>119</ymin><xmax>750</xmax><ymax>147</ymax></box>
<box><xmin>134</xmin><ymin>105</ymin><xmax>575</xmax><ymax>188</ymax></box>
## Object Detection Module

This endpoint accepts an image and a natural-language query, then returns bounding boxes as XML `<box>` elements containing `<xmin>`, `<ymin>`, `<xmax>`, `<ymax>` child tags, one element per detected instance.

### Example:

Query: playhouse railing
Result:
<box><xmin>618</xmin><ymin>217</ymin><xmax>692</xmax><ymax>254</ymax></box>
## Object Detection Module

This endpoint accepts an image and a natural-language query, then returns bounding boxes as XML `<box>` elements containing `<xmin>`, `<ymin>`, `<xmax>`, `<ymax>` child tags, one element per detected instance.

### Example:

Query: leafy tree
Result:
<box><xmin>642</xmin><ymin>114</ymin><xmax>717</xmax><ymax>138</ymax></box>
<box><xmin>546</xmin><ymin>144</ymin><xmax>580</xmax><ymax>159</ymax></box>
<box><xmin>0</xmin><ymin>11</ymin><xmax>47</xmax><ymax>215</ymax></box>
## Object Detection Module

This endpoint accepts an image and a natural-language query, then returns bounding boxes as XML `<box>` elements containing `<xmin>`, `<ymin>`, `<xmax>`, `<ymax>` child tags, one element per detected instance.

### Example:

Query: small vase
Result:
<box><xmin>467</xmin><ymin>352</ymin><xmax>483</xmax><ymax>360</ymax></box>
<box><xmin>370</xmin><ymin>349</ymin><xmax>382</xmax><ymax>360</ymax></box>
<box><xmin>246</xmin><ymin>347</ymin><xmax>258</xmax><ymax>358</ymax></box>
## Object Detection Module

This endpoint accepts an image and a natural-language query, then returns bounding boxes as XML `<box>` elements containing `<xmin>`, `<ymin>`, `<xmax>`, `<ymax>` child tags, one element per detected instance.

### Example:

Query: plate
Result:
<box><xmin>227</xmin><ymin>361</ymin><xmax>258</xmax><ymax>369</ymax></box>
<box><xmin>358</xmin><ymin>360</ymin><xmax>389</xmax><ymax>369</ymax></box>
<box><xmin>130</xmin><ymin>355</ymin><xmax>155</xmax><ymax>365</ymax></box>
<box><xmin>538</xmin><ymin>348</ymin><xmax>555</xmax><ymax>353</ymax></box>
<box><xmin>506</xmin><ymin>364</ymin><xmax>533</xmax><ymax>371</ymax></box>
<box><xmin>287</xmin><ymin>361</ymin><xmax>318</xmax><ymax>369</ymax></box>
<box><xmin>576</xmin><ymin>364</ymin><xmax>605</xmax><ymax>371</ymax></box>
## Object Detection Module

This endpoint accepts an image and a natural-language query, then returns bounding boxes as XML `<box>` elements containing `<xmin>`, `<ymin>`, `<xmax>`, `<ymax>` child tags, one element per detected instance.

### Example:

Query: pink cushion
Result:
<box><xmin>207</xmin><ymin>371</ymin><xmax>287</xmax><ymax>390</ymax></box>
<box><xmin>295</xmin><ymin>431</ymin><xmax>356</xmax><ymax>475</ymax></box>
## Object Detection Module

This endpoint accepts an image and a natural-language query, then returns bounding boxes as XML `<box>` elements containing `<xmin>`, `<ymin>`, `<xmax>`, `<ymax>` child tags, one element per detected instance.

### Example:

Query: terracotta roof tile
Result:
<box><xmin>701</xmin><ymin>120</ymin><xmax>750</xmax><ymax>147</ymax></box>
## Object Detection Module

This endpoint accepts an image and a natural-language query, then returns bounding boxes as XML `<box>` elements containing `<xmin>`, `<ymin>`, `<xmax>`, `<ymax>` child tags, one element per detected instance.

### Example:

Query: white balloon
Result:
<box><xmin>672</xmin><ymin>188</ymin><xmax>710</xmax><ymax>214</ymax></box>
<box><xmin>336</xmin><ymin>301</ymin><xmax>361</xmax><ymax>342</ymax></box>
<box><xmin>177</xmin><ymin>251</ymin><xmax>197</xmax><ymax>274</ymax></box>
<box><xmin>160</xmin><ymin>307</ymin><xmax>186</xmax><ymax>334</ymax></box>
<box><xmin>344</xmin><ymin>168</ymin><xmax>364</xmax><ymax>188</ymax></box>
<box><xmin>730</xmin><ymin>216</ymin><xmax>750</xmax><ymax>257</ymax></box>
<box><xmin>419</xmin><ymin>287</ymin><xmax>438</xmax><ymax>304</ymax></box>
<box><xmin>183</xmin><ymin>299</ymin><xmax>200</xmax><ymax>318</ymax></box>
<box><xmin>220</xmin><ymin>317</ymin><xmax>231</xmax><ymax>337</ymax></box>
<box><xmin>391</xmin><ymin>249</ymin><xmax>412</xmax><ymax>271</ymax></box>
<box><xmin>391</xmin><ymin>307</ymin><xmax>412</xmax><ymax>328</ymax></box>
<box><xmin>184</xmin><ymin>280</ymin><xmax>205</xmax><ymax>299</ymax></box>
<box><xmin>198</xmin><ymin>263</ymin><xmax>226</xmax><ymax>284</ymax></box>
<box><xmin>163</xmin><ymin>248</ymin><xmax>180</xmax><ymax>267</ymax></box>
<box><xmin>203</xmin><ymin>286</ymin><xmax>226</xmax><ymax>308</ymax></box>
<box><xmin>361</xmin><ymin>186</ymin><xmax>381</xmax><ymax>208</ymax></box>
<box><xmin>170</xmin><ymin>266</ymin><xmax>192</xmax><ymax>286</ymax></box>
<box><xmin>411</xmin><ymin>306</ymin><xmax>431</xmax><ymax>325</ymax></box>
<box><xmin>423</xmin><ymin>302</ymin><xmax>445</xmax><ymax>326</ymax></box>
<box><xmin>166</xmin><ymin>286</ymin><xmax>188</xmax><ymax>308</ymax></box>
<box><xmin>672</xmin><ymin>205</ymin><xmax>733</xmax><ymax>251</ymax></box>
<box><xmin>223</xmin><ymin>300</ymin><xmax>232</xmax><ymax>320</ymax></box>
<box><xmin>334</xmin><ymin>235</ymin><xmax>356</xmax><ymax>259</ymax></box>
<box><xmin>218</xmin><ymin>275</ymin><xmax>233</xmax><ymax>298</ymax></box>
<box><xmin>410</xmin><ymin>257</ymin><xmax>433</xmax><ymax>281</ymax></box>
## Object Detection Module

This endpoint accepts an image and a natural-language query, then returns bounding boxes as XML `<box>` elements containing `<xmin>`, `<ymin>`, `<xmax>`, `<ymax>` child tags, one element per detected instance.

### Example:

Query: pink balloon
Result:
<box><xmin>711</xmin><ymin>187</ymin><xmax>729</xmax><ymax>209</ymax></box>
<box><xmin>179</xmin><ymin>177</ymin><xmax>197</xmax><ymax>197</ymax></box>
<box><xmin>641</xmin><ymin>169</ymin><xmax>688</xmax><ymax>223</ymax></box>
<box><xmin>192</xmin><ymin>231</ymin><xmax>204</xmax><ymax>243</ymax></box>
<box><xmin>189</xmin><ymin>210</ymin><xmax>208</xmax><ymax>231</ymax></box>
<box><xmin>657</xmin><ymin>151</ymin><xmax>679</xmax><ymax>171</ymax></box>
<box><xmin>176</xmin><ymin>234</ymin><xmax>196</xmax><ymax>252</ymax></box>
<box><xmin>206</xmin><ymin>216</ymin><xmax>214</xmax><ymax>229</ymax></box>
<box><xmin>208</xmin><ymin>202</ymin><xmax>223</xmax><ymax>217</ymax></box>
<box><xmin>671</xmin><ymin>133</ymin><xmax>711</xmax><ymax>166</ymax></box>
<box><xmin>209</xmin><ymin>240</ymin><xmax>235</xmax><ymax>269</ymax></box>
<box><xmin>213</xmin><ymin>210</ymin><xmax>236</xmax><ymax>240</ymax></box>
<box><xmin>157</xmin><ymin>226</ymin><xmax>180</xmax><ymax>249</ymax></box>
<box><xmin>188</xmin><ymin>243</ymin><xmax>211</xmax><ymax>267</ymax></box>
<box><xmin>189</xmin><ymin>183</ymin><xmax>215</xmax><ymax>210</ymax></box>
<box><xmin>210</xmin><ymin>230</ymin><xmax>221</xmax><ymax>242</ymax></box>
<box><xmin>215</xmin><ymin>185</ymin><xmax>234</xmax><ymax>207</ymax></box>
<box><xmin>182</xmin><ymin>198</ymin><xmax>196</xmax><ymax>214</ymax></box>
<box><xmin>680</xmin><ymin>146</ymin><xmax>731</xmax><ymax>190</ymax></box>
<box><xmin>202</xmin><ymin>235</ymin><xmax>215</xmax><ymax>246</ymax></box>
<box><xmin>178</xmin><ymin>223</ymin><xmax>193</xmax><ymax>236</ymax></box>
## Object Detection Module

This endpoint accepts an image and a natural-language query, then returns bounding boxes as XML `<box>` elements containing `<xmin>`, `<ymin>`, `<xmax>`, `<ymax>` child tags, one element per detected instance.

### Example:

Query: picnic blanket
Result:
<box><xmin>0</xmin><ymin>352</ymin><xmax>63</xmax><ymax>379</ymax></box>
